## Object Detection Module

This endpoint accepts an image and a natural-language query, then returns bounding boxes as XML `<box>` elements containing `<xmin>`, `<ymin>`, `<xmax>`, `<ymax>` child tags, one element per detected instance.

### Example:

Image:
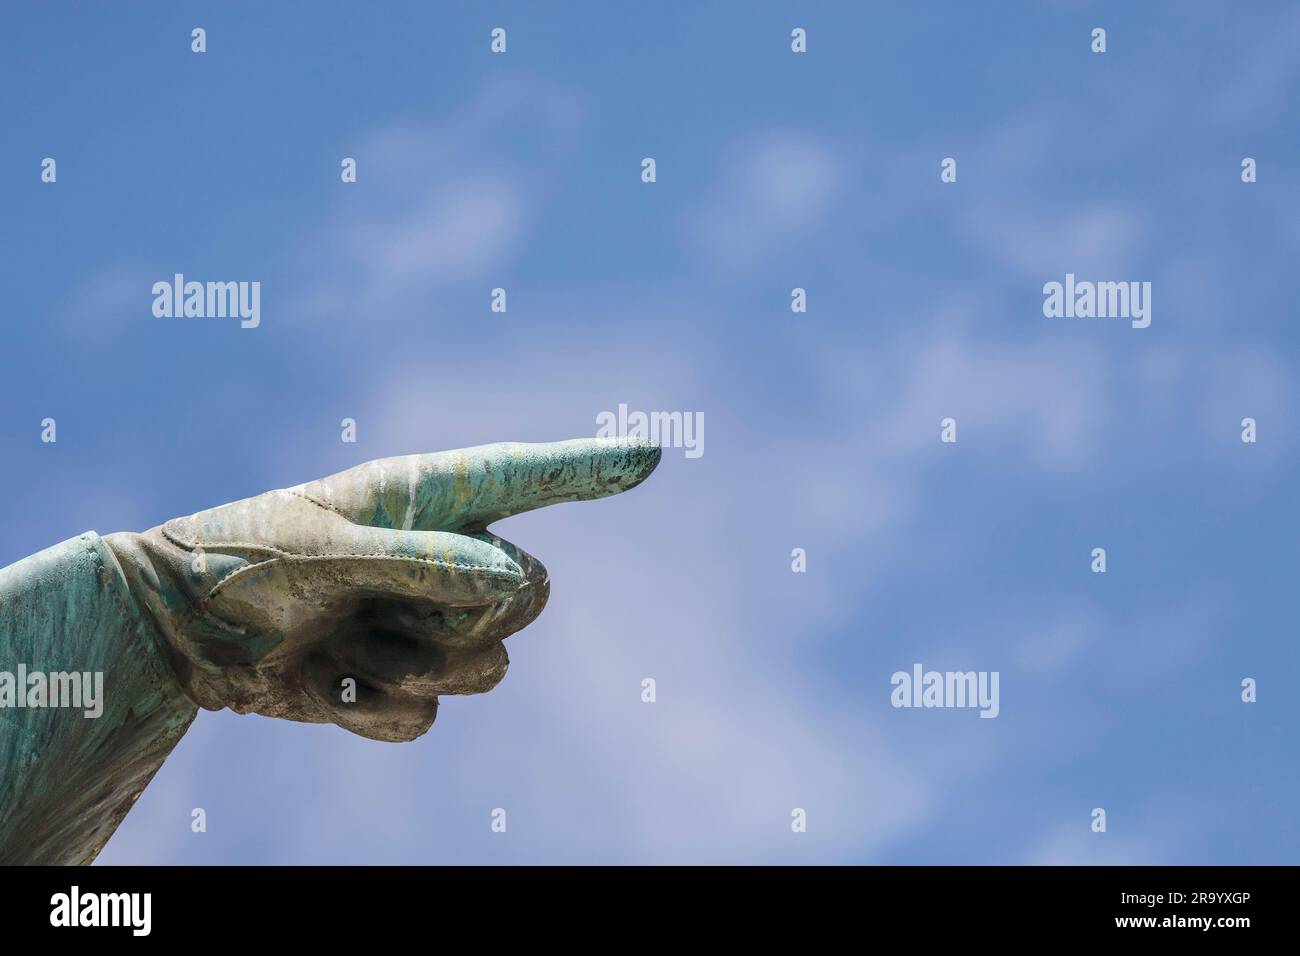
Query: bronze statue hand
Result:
<box><xmin>104</xmin><ymin>438</ymin><xmax>660</xmax><ymax>742</ymax></box>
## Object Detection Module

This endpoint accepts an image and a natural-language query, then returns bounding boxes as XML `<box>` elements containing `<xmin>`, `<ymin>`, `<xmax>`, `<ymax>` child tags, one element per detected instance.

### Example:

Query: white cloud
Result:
<box><xmin>689</xmin><ymin>135</ymin><xmax>843</xmax><ymax>274</ymax></box>
<box><xmin>1029</xmin><ymin>823</ymin><xmax>1156</xmax><ymax>866</ymax></box>
<box><xmin>348</xmin><ymin>179</ymin><xmax>522</xmax><ymax>292</ymax></box>
<box><xmin>282</xmin><ymin>76</ymin><xmax>586</xmax><ymax>323</ymax></box>
<box><xmin>961</xmin><ymin>203</ymin><xmax>1148</xmax><ymax>278</ymax></box>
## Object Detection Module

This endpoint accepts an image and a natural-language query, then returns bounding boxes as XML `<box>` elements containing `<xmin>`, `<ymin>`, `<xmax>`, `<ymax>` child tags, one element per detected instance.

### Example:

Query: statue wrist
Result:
<box><xmin>101</xmin><ymin>529</ymin><xmax>231</xmax><ymax>711</ymax></box>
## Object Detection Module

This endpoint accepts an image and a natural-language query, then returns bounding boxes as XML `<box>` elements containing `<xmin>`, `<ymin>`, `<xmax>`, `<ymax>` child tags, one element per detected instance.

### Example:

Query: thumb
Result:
<box><xmin>205</xmin><ymin>526</ymin><xmax>525</xmax><ymax>622</ymax></box>
<box><xmin>301</xmin><ymin>526</ymin><xmax>526</xmax><ymax>606</ymax></box>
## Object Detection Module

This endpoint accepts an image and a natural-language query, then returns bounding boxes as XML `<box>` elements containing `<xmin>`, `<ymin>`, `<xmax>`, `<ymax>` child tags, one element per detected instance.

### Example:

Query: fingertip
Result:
<box><xmin>613</xmin><ymin>436</ymin><xmax>663</xmax><ymax>490</ymax></box>
<box><xmin>576</xmin><ymin>435</ymin><xmax>663</xmax><ymax>494</ymax></box>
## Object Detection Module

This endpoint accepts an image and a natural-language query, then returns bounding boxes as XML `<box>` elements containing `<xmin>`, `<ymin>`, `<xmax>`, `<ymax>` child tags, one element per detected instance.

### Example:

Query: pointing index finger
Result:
<box><xmin>294</xmin><ymin>437</ymin><xmax>662</xmax><ymax>531</ymax></box>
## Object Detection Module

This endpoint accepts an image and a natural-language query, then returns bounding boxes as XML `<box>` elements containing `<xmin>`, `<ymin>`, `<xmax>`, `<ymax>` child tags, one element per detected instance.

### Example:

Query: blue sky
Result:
<box><xmin>2</xmin><ymin>1</ymin><xmax>1297</xmax><ymax>863</ymax></box>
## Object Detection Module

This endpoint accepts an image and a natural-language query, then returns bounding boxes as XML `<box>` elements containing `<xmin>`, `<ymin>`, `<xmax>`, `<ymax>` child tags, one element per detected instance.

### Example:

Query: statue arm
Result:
<box><xmin>0</xmin><ymin>438</ymin><xmax>658</xmax><ymax>865</ymax></box>
<box><xmin>0</xmin><ymin>532</ymin><xmax>197</xmax><ymax>865</ymax></box>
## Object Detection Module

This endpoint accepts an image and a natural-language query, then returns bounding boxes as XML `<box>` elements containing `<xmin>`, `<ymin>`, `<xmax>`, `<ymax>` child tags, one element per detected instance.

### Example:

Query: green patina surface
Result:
<box><xmin>0</xmin><ymin>437</ymin><xmax>660</xmax><ymax>864</ymax></box>
<box><xmin>0</xmin><ymin>533</ymin><xmax>196</xmax><ymax>866</ymax></box>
